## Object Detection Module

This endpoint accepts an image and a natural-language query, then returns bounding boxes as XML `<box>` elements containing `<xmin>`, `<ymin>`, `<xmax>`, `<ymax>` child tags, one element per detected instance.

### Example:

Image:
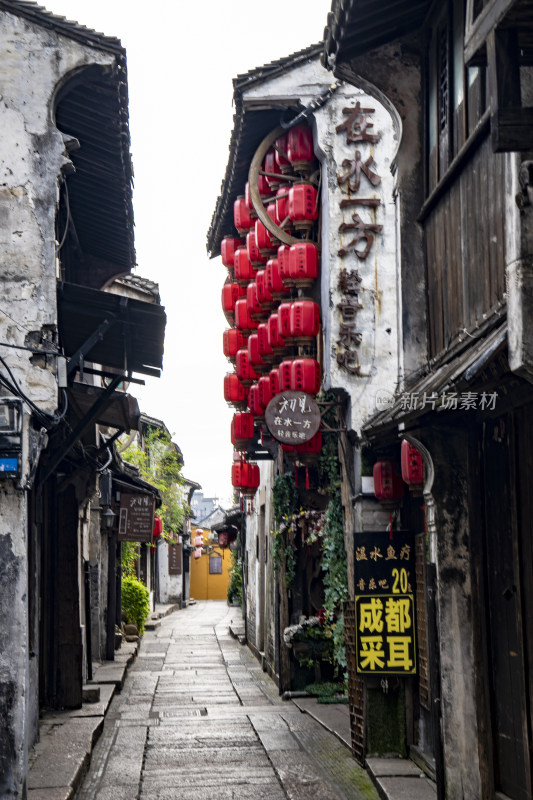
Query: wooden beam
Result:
<box><xmin>487</xmin><ymin>27</ymin><xmax>532</xmax><ymax>151</ymax></box>
<box><xmin>464</xmin><ymin>0</ymin><xmax>519</xmax><ymax>64</ymax></box>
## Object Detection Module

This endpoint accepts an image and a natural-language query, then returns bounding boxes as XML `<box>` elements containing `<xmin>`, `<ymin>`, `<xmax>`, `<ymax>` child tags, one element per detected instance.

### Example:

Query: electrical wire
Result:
<box><xmin>0</xmin><ymin>340</ymin><xmax>60</xmax><ymax>355</ymax></box>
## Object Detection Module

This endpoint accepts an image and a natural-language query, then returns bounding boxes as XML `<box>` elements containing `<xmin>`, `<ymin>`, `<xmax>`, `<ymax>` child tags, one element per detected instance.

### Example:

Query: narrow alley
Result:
<box><xmin>73</xmin><ymin>601</ymin><xmax>377</xmax><ymax>800</ymax></box>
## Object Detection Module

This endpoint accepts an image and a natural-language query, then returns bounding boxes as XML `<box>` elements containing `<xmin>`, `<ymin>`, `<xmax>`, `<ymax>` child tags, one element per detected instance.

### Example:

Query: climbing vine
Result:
<box><xmin>319</xmin><ymin>392</ymin><xmax>349</xmax><ymax>673</ymax></box>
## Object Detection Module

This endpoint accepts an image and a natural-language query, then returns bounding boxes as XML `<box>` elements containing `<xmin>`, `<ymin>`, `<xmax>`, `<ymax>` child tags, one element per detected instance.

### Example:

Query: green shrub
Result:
<box><xmin>121</xmin><ymin>575</ymin><xmax>150</xmax><ymax>634</ymax></box>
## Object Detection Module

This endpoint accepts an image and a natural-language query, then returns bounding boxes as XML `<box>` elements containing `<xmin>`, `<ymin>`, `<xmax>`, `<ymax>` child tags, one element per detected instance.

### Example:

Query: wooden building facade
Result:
<box><xmin>324</xmin><ymin>1</ymin><xmax>533</xmax><ymax>798</ymax></box>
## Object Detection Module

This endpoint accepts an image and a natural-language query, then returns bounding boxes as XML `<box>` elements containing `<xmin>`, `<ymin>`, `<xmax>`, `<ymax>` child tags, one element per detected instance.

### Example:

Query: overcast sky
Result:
<box><xmin>45</xmin><ymin>0</ymin><xmax>331</xmax><ymax>505</ymax></box>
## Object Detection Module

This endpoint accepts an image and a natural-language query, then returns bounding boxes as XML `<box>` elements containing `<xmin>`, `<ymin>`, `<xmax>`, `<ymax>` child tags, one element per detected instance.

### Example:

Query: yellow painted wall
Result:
<box><xmin>189</xmin><ymin>527</ymin><xmax>232</xmax><ymax>600</ymax></box>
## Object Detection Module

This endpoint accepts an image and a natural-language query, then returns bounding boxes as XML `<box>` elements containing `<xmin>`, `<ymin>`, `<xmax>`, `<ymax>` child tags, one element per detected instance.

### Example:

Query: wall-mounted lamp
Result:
<box><xmin>102</xmin><ymin>507</ymin><xmax>116</xmax><ymax>530</ymax></box>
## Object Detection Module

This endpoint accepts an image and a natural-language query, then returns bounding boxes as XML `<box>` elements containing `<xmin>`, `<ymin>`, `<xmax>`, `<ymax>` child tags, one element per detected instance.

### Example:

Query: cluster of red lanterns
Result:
<box><xmin>221</xmin><ymin>123</ymin><xmax>321</xmax><ymax>508</ymax></box>
<box><xmin>373</xmin><ymin>441</ymin><xmax>425</xmax><ymax>505</ymax></box>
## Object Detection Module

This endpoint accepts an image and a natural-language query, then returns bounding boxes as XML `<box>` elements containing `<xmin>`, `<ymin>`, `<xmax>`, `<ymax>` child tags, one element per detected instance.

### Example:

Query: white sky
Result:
<box><xmin>45</xmin><ymin>0</ymin><xmax>331</xmax><ymax>505</ymax></box>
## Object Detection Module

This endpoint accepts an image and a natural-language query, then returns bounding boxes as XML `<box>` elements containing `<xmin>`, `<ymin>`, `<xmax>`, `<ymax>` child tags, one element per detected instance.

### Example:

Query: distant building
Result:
<box><xmin>190</xmin><ymin>491</ymin><xmax>221</xmax><ymax>524</ymax></box>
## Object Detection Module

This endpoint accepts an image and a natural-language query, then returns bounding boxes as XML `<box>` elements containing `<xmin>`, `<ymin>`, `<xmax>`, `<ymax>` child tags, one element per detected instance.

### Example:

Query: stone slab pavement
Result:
<box><xmin>29</xmin><ymin>600</ymin><xmax>437</xmax><ymax>800</ymax></box>
<box><xmin>73</xmin><ymin>600</ymin><xmax>380</xmax><ymax>800</ymax></box>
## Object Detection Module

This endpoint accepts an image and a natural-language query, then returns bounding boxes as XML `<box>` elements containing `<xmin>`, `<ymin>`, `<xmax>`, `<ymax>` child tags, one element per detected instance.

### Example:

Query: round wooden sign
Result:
<box><xmin>265</xmin><ymin>390</ymin><xmax>321</xmax><ymax>444</ymax></box>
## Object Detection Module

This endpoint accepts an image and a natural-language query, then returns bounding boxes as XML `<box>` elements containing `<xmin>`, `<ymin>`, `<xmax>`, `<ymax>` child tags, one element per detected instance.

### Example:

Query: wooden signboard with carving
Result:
<box><xmin>117</xmin><ymin>492</ymin><xmax>154</xmax><ymax>543</ymax></box>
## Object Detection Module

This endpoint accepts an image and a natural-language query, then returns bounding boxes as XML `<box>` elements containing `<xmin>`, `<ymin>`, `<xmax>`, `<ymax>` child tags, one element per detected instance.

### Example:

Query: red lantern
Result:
<box><xmin>401</xmin><ymin>440</ymin><xmax>424</xmax><ymax>487</ymax></box>
<box><xmin>264</xmin><ymin>148</ymin><xmax>283</xmax><ymax>189</ymax></box>
<box><xmin>217</xmin><ymin>531</ymin><xmax>229</xmax><ymax>547</ymax></box>
<box><xmin>373</xmin><ymin>461</ymin><xmax>405</xmax><ymax>504</ymax></box>
<box><xmin>269</xmin><ymin>367</ymin><xmax>280</xmax><ymax>397</ymax></box>
<box><xmin>231</xmin><ymin>459</ymin><xmax>260</xmax><ymax>492</ymax></box>
<box><xmin>267</xmin><ymin>200</ymin><xmax>281</xmax><ymax>228</ymax></box>
<box><xmin>289</xmin><ymin>242</ymin><xmax>319</xmax><ymax>287</ymax></box>
<box><xmin>292</xmin><ymin>358</ymin><xmax>321</xmax><ymax>395</ymax></box>
<box><xmin>236</xmin><ymin>348</ymin><xmax>259</xmax><ymax>385</ymax></box>
<box><xmin>277</xmin><ymin>244</ymin><xmax>292</xmax><ymax>286</ymax></box>
<box><xmin>266</xmin><ymin>258</ymin><xmax>289</xmax><ymax>299</ymax></box>
<box><xmin>223</xmin><ymin>328</ymin><xmax>245</xmax><ymax>359</ymax></box>
<box><xmin>295</xmin><ymin>431</ymin><xmax>322</xmax><ymax>454</ymax></box>
<box><xmin>153</xmin><ymin>515</ymin><xmax>163</xmax><ymax>537</ymax></box>
<box><xmin>224</xmin><ymin>372</ymin><xmax>248</xmax><ymax>407</ymax></box>
<box><xmin>231</xmin><ymin>412</ymin><xmax>255</xmax><ymax>449</ymax></box>
<box><xmin>288</xmin><ymin>183</ymin><xmax>318</xmax><ymax>231</ymax></box>
<box><xmin>255</xmin><ymin>219</ymin><xmax>276</xmax><ymax>254</ymax></box>
<box><xmin>279</xmin><ymin>359</ymin><xmax>294</xmax><ymax>391</ymax></box>
<box><xmin>257</xmin><ymin>169</ymin><xmax>271</xmax><ymax>197</ymax></box>
<box><xmin>234</xmin><ymin>195</ymin><xmax>252</xmax><ymax>234</ymax></box>
<box><xmin>277</xmin><ymin>301</ymin><xmax>292</xmax><ymax>340</ymax></box>
<box><xmin>268</xmin><ymin>313</ymin><xmax>285</xmax><ymax>351</ymax></box>
<box><xmin>287</xmin><ymin>125</ymin><xmax>315</xmax><ymax>172</ymax></box>
<box><xmin>234</xmin><ymin>247</ymin><xmax>254</xmax><ymax>284</ymax></box>
<box><xmin>257</xmin><ymin>322</ymin><xmax>274</xmax><ymax>361</ymax></box>
<box><xmin>247</xmin><ymin>383</ymin><xmax>263</xmax><ymax>417</ymax></box>
<box><xmin>248</xmin><ymin>333</ymin><xmax>264</xmax><ymax>369</ymax></box>
<box><xmin>220</xmin><ymin>237</ymin><xmax>242</xmax><ymax>269</ymax></box>
<box><xmin>275</xmin><ymin>132</ymin><xmax>291</xmax><ymax>174</ymax></box>
<box><xmin>290</xmin><ymin>300</ymin><xmax>320</xmax><ymax>341</ymax></box>
<box><xmin>244</xmin><ymin>182</ymin><xmax>258</xmax><ymax>215</ymax></box>
<box><xmin>235</xmin><ymin>297</ymin><xmax>257</xmax><ymax>332</ymax></box>
<box><xmin>246</xmin><ymin>230</ymin><xmax>266</xmax><ymax>268</ymax></box>
<box><xmin>275</xmin><ymin>186</ymin><xmax>291</xmax><ymax>230</ymax></box>
<box><xmin>256</xmin><ymin>270</ymin><xmax>274</xmax><ymax>310</ymax></box>
<box><xmin>258</xmin><ymin>375</ymin><xmax>273</xmax><ymax>409</ymax></box>
<box><xmin>246</xmin><ymin>282</ymin><xmax>263</xmax><ymax>321</ymax></box>
<box><xmin>221</xmin><ymin>282</ymin><xmax>245</xmax><ymax>317</ymax></box>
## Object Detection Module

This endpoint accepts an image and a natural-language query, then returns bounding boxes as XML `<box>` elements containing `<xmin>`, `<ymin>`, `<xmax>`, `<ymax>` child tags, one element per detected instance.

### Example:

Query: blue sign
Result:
<box><xmin>0</xmin><ymin>457</ymin><xmax>19</xmax><ymax>474</ymax></box>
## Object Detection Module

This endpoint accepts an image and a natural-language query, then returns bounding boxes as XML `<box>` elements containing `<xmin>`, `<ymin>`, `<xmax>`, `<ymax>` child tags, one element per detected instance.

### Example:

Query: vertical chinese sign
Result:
<box><xmin>354</xmin><ymin>531</ymin><xmax>416</xmax><ymax>675</ymax></box>
<box><xmin>117</xmin><ymin>493</ymin><xmax>155</xmax><ymax>543</ymax></box>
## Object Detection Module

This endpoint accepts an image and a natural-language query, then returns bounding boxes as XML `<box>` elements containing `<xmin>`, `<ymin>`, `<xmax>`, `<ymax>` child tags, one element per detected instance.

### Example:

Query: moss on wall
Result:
<box><xmin>366</xmin><ymin>685</ymin><xmax>406</xmax><ymax>756</ymax></box>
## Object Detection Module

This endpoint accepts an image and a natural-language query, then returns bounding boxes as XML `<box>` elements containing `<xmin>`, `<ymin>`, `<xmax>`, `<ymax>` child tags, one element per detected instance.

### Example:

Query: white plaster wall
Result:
<box><xmin>158</xmin><ymin>538</ymin><xmax>183</xmax><ymax>604</ymax></box>
<box><xmin>0</xmin><ymin>11</ymin><xmax>114</xmax><ymax>418</ymax></box>
<box><xmin>0</xmin><ymin>11</ymin><xmax>116</xmax><ymax>794</ymax></box>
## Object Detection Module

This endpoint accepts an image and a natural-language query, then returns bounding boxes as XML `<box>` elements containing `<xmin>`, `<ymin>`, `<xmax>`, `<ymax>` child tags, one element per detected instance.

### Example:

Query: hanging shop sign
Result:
<box><xmin>168</xmin><ymin>540</ymin><xmax>182</xmax><ymax>575</ymax></box>
<box><xmin>117</xmin><ymin>492</ymin><xmax>155</xmax><ymax>543</ymax></box>
<box><xmin>264</xmin><ymin>390</ymin><xmax>321</xmax><ymax>445</ymax></box>
<box><xmin>354</xmin><ymin>530</ymin><xmax>417</xmax><ymax>676</ymax></box>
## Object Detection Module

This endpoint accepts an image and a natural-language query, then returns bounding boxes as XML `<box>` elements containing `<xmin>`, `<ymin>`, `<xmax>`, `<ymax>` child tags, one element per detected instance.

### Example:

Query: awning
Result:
<box><xmin>67</xmin><ymin>383</ymin><xmax>140</xmax><ymax>432</ymax></box>
<box><xmin>57</xmin><ymin>281</ymin><xmax>166</xmax><ymax>378</ymax></box>
<box><xmin>363</xmin><ymin>322</ymin><xmax>509</xmax><ymax>439</ymax></box>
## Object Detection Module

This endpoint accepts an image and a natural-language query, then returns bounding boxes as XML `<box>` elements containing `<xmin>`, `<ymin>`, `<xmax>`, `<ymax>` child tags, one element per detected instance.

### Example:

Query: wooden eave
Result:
<box><xmin>323</xmin><ymin>0</ymin><xmax>431</xmax><ymax>69</ymax></box>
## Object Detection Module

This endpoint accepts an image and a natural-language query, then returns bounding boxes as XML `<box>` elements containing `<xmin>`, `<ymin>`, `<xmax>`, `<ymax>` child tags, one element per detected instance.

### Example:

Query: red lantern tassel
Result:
<box><xmin>305</xmin><ymin>467</ymin><xmax>310</xmax><ymax>490</ymax></box>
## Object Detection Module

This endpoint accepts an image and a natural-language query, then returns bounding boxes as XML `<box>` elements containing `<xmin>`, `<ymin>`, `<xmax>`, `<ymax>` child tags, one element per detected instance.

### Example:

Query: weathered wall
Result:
<box><xmin>158</xmin><ymin>539</ymin><xmax>183</xmax><ymax>605</ymax></box>
<box><xmin>0</xmin><ymin>9</ymin><xmax>115</xmax><ymax>794</ymax></box>
<box><xmin>423</xmin><ymin>426</ymin><xmax>483</xmax><ymax>800</ymax></box>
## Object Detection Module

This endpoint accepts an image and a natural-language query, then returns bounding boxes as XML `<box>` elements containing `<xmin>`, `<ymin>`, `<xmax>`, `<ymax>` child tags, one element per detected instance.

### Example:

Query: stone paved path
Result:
<box><xmin>75</xmin><ymin>600</ymin><xmax>378</xmax><ymax>800</ymax></box>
